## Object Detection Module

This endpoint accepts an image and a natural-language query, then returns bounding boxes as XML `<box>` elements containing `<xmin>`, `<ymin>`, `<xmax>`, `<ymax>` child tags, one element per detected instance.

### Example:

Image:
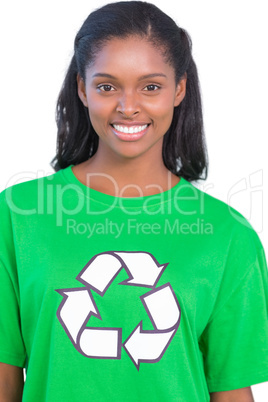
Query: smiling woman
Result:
<box><xmin>53</xmin><ymin>1</ymin><xmax>206</xmax><ymax>189</ymax></box>
<box><xmin>0</xmin><ymin>1</ymin><xmax>268</xmax><ymax>402</ymax></box>
<box><xmin>74</xmin><ymin>36</ymin><xmax>186</xmax><ymax>183</ymax></box>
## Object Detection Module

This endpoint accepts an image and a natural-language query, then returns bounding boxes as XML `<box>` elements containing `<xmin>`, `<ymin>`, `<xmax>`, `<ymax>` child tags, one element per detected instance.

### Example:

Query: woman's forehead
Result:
<box><xmin>87</xmin><ymin>36</ymin><xmax>174</xmax><ymax>78</ymax></box>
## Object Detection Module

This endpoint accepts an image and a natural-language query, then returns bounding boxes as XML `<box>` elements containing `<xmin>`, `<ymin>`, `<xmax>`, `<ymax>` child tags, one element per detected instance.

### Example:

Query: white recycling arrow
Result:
<box><xmin>141</xmin><ymin>283</ymin><xmax>180</xmax><ymax>330</ymax></box>
<box><xmin>56</xmin><ymin>288</ymin><xmax>99</xmax><ymax>344</ymax></box>
<box><xmin>56</xmin><ymin>287</ymin><xmax>121</xmax><ymax>358</ymax></box>
<box><xmin>77</xmin><ymin>251</ymin><xmax>168</xmax><ymax>292</ymax></box>
<box><xmin>123</xmin><ymin>283</ymin><xmax>181</xmax><ymax>369</ymax></box>
<box><xmin>79</xmin><ymin>327</ymin><xmax>122</xmax><ymax>359</ymax></box>
<box><xmin>123</xmin><ymin>323</ymin><xmax>176</xmax><ymax>368</ymax></box>
<box><xmin>56</xmin><ymin>251</ymin><xmax>181</xmax><ymax>367</ymax></box>
<box><xmin>78</xmin><ymin>253</ymin><xmax>123</xmax><ymax>295</ymax></box>
<box><xmin>114</xmin><ymin>252</ymin><xmax>168</xmax><ymax>287</ymax></box>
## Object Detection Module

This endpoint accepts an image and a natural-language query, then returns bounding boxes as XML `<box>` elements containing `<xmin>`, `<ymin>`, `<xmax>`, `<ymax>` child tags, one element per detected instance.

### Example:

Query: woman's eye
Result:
<box><xmin>97</xmin><ymin>85</ymin><xmax>115</xmax><ymax>92</ymax></box>
<box><xmin>144</xmin><ymin>84</ymin><xmax>160</xmax><ymax>91</ymax></box>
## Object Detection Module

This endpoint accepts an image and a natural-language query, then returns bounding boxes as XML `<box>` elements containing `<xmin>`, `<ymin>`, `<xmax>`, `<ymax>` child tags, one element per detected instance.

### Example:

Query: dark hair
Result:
<box><xmin>51</xmin><ymin>1</ymin><xmax>208</xmax><ymax>182</ymax></box>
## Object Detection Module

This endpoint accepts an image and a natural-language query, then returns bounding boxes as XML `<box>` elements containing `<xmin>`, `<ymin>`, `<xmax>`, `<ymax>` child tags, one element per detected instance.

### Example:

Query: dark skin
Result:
<box><xmin>0</xmin><ymin>363</ymin><xmax>24</xmax><ymax>401</ymax></box>
<box><xmin>210</xmin><ymin>388</ymin><xmax>254</xmax><ymax>402</ymax></box>
<box><xmin>0</xmin><ymin>37</ymin><xmax>255</xmax><ymax>401</ymax></box>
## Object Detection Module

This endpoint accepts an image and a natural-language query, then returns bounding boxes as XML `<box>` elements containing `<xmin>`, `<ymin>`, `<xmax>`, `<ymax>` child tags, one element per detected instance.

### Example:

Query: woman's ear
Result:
<box><xmin>77</xmin><ymin>74</ymin><xmax>88</xmax><ymax>107</ymax></box>
<box><xmin>174</xmin><ymin>74</ymin><xmax>187</xmax><ymax>107</ymax></box>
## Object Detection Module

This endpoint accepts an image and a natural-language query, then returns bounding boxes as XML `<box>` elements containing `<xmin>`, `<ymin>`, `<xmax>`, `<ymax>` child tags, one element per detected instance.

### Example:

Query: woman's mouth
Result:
<box><xmin>111</xmin><ymin>124</ymin><xmax>150</xmax><ymax>141</ymax></box>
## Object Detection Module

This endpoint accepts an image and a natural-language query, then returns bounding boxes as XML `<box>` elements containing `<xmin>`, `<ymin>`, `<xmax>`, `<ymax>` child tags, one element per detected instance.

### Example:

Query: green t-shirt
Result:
<box><xmin>0</xmin><ymin>165</ymin><xmax>268</xmax><ymax>401</ymax></box>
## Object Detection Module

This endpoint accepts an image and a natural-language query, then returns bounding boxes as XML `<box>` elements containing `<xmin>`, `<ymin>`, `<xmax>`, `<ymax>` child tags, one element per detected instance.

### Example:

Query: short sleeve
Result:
<box><xmin>199</xmin><ymin>232</ymin><xmax>268</xmax><ymax>392</ymax></box>
<box><xmin>0</xmin><ymin>191</ymin><xmax>26</xmax><ymax>367</ymax></box>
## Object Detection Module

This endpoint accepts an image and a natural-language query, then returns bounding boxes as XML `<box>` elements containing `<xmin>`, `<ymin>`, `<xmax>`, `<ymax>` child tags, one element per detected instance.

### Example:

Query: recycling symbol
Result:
<box><xmin>56</xmin><ymin>251</ymin><xmax>181</xmax><ymax>370</ymax></box>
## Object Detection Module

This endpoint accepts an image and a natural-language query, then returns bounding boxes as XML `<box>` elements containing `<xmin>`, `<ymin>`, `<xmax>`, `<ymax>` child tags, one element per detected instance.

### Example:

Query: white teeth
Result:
<box><xmin>113</xmin><ymin>124</ymin><xmax>148</xmax><ymax>134</ymax></box>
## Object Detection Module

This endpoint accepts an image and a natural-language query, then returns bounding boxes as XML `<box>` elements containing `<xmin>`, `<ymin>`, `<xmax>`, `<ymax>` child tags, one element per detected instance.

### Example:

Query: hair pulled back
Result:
<box><xmin>52</xmin><ymin>1</ymin><xmax>208</xmax><ymax>182</ymax></box>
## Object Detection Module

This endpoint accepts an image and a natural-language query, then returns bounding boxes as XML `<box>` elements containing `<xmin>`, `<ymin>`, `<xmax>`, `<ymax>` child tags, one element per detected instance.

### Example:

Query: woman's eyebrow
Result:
<box><xmin>92</xmin><ymin>73</ymin><xmax>116</xmax><ymax>79</ymax></box>
<box><xmin>138</xmin><ymin>73</ymin><xmax>167</xmax><ymax>80</ymax></box>
<box><xmin>92</xmin><ymin>73</ymin><xmax>167</xmax><ymax>80</ymax></box>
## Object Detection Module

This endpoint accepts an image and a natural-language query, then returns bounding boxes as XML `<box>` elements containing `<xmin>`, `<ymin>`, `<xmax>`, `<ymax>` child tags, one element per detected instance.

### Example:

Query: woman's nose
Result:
<box><xmin>116</xmin><ymin>91</ymin><xmax>140</xmax><ymax>117</ymax></box>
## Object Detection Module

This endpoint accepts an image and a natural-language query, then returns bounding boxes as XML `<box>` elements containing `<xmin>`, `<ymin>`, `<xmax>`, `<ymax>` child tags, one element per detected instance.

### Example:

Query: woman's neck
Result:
<box><xmin>72</xmin><ymin>153</ymin><xmax>180</xmax><ymax>198</ymax></box>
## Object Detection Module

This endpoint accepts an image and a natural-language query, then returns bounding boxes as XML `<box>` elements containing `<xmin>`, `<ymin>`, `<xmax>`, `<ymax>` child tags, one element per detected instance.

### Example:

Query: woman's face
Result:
<box><xmin>78</xmin><ymin>36</ymin><xmax>186</xmax><ymax>163</ymax></box>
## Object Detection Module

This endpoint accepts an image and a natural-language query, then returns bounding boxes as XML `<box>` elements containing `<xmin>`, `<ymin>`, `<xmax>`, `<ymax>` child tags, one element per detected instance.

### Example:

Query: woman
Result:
<box><xmin>0</xmin><ymin>2</ymin><xmax>267</xmax><ymax>401</ymax></box>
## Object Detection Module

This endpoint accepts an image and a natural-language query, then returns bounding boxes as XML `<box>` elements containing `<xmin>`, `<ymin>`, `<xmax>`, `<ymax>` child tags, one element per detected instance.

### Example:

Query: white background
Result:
<box><xmin>0</xmin><ymin>0</ymin><xmax>267</xmax><ymax>399</ymax></box>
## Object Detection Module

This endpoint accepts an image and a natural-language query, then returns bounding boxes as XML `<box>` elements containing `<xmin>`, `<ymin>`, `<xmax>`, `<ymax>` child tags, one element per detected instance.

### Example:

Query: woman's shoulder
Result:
<box><xmin>182</xmin><ymin>178</ymin><xmax>261</xmax><ymax>247</ymax></box>
<box><xmin>0</xmin><ymin>168</ymin><xmax>67</xmax><ymax>212</ymax></box>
